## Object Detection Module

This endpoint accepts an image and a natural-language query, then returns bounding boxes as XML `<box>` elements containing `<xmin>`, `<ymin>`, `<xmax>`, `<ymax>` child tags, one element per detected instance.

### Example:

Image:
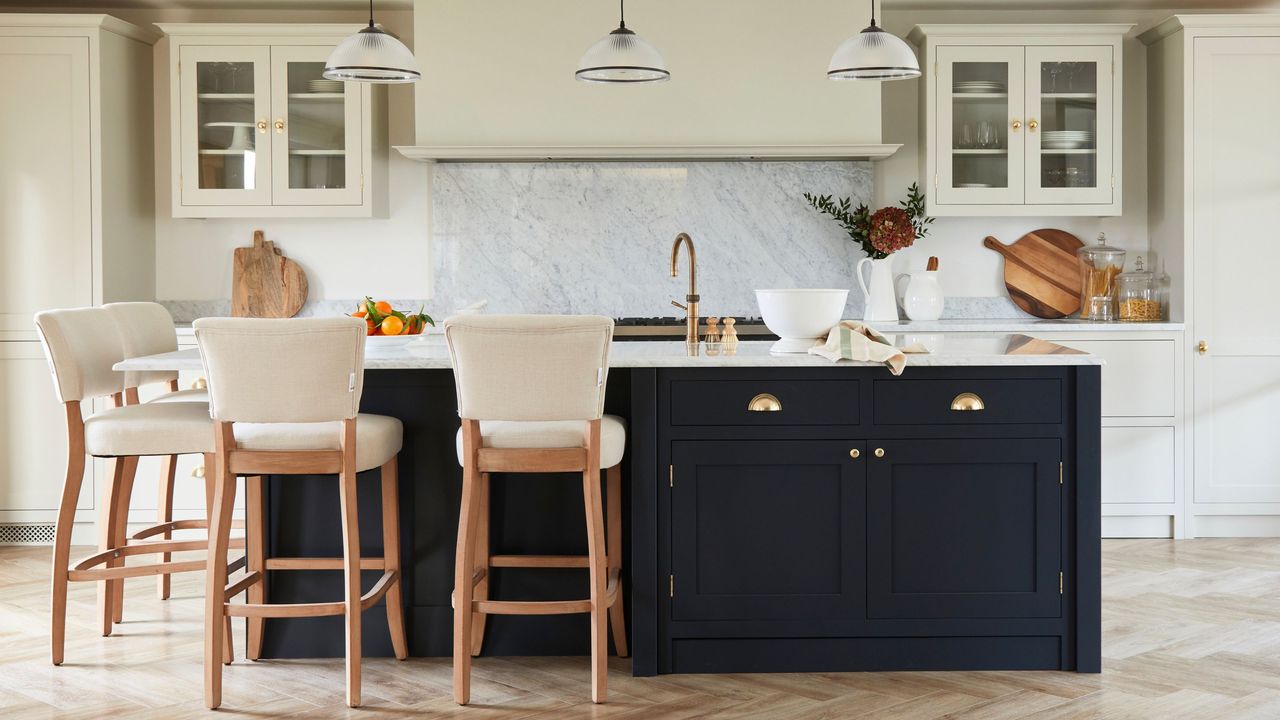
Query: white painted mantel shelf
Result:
<box><xmin>394</xmin><ymin>144</ymin><xmax>902</xmax><ymax>163</ymax></box>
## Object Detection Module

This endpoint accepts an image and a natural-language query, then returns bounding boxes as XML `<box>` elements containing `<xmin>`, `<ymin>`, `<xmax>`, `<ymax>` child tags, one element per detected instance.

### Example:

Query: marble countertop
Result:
<box><xmin>866</xmin><ymin>318</ymin><xmax>1184</xmax><ymax>333</ymax></box>
<box><xmin>117</xmin><ymin>333</ymin><xmax>1100</xmax><ymax>372</ymax></box>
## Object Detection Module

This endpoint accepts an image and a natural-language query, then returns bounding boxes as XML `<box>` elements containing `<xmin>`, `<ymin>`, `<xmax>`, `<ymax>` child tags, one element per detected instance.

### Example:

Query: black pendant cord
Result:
<box><xmin>368</xmin><ymin>0</ymin><xmax>375</xmax><ymax>28</ymax></box>
<box><xmin>619</xmin><ymin>0</ymin><xmax>627</xmax><ymax>29</ymax></box>
<box><xmin>868</xmin><ymin>0</ymin><xmax>876</xmax><ymax>28</ymax></box>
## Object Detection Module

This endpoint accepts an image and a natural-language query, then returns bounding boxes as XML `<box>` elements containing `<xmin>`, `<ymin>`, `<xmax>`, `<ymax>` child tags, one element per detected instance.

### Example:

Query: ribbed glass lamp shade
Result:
<box><xmin>576</xmin><ymin>27</ymin><xmax>670</xmax><ymax>83</ymax></box>
<box><xmin>828</xmin><ymin>25</ymin><xmax>921</xmax><ymax>81</ymax></box>
<box><xmin>324</xmin><ymin>25</ymin><xmax>420</xmax><ymax>83</ymax></box>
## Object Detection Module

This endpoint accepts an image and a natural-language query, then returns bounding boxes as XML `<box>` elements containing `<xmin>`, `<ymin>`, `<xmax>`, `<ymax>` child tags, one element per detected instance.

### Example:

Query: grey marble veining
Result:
<box><xmin>429</xmin><ymin>161</ymin><xmax>875</xmax><ymax>318</ymax></box>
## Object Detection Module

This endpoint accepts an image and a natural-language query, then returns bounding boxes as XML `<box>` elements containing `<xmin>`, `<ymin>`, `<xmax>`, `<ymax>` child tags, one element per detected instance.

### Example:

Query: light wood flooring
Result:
<box><xmin>6</xmin><ymin>540</ymin><xmax>1280</xmax><ymax>718</ymax></box>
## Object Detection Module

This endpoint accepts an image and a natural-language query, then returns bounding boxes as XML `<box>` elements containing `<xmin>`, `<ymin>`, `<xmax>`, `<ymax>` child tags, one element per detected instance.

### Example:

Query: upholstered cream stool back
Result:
<box><xmin>444</xmin><ymin>314</ymin><xmax>613</xmax><ymax>422</ymax></box>
<box><xmin>34</xmin><ymin>307</ymin><xmax>125</xmax><ymax>403</ymax></box>
<box><xmin>194</xmin><ymin>317</ymin><xmax>366</xmax><ymax>424</ymax></box>
<box><xmin>104</xmin><ymin>302</ymin><xmax>182</xmax><ymax>390</ymax></box>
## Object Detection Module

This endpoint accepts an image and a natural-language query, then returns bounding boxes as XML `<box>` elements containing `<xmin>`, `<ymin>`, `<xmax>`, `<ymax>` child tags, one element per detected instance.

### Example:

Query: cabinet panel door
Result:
<box><xmin>269</xmin><ymin>45</ymin><xmax>364</xmax><ymax>206</ymax></box>
<box><xmin>0</xmin><ymin>37</ymin><xmax>92</xmax><ymax>333</ymax></box>
<box><xmin>1192</xmin><ymin>37</ymin><xmax>1280</xmax><ymax>504</ymax></box>
<box><xmin>670</xmin><ymin>440</ymin><xmax>865</xmax><ymax>621</ymax></box>
<box><xmin>1102</xmin><ymin>426</ymin><xmax>1174</xmax><ymax>504</ymax></box>
<box><xmin>178</xmin><ymin>45</ymin><xmax>273</xmax><ymax>207</ymax></box>
<box><xmin>936</xmin><ymin>46</ymin><xmax>1025</xmax><ymax>206</ymax></box>
<box><xmin>1024</xmin><ymin>46</ymin><xmax>1114</xmax><ymax>206</ymax></box>
<box><xmin>867</xmin><ymin>438</ymin><xmax>1061</xmax><ymax>619</ymax></box>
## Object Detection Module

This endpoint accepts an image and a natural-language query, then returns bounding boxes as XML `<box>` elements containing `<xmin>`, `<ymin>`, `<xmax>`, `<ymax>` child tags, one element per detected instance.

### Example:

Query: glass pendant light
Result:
<box><xmin>827</xmin><ymin>0</ymin><xmax>920</xmax><ymax>81</ymax></box>
<box><xmin>576</xmin><ymin>0</ymin><xmax>670</xmax><ymax>84</ymax></box>
<box><xmin>324</xmin><ymin>0</ymin><xmax>420</xmax><ymax>83</ymax></box>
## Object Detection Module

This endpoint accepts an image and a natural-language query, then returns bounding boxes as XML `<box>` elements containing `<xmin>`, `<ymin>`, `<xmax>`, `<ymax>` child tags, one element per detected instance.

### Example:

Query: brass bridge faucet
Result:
<box><xmin>670</xmin><ymin>232</ymin><xmax>699</xmax><ymax>345</ymax></box>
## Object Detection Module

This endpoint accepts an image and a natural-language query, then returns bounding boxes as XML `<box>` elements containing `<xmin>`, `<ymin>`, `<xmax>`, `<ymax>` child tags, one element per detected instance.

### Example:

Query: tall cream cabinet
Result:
<box><xmin>0</xmin><ymin>15</ymin><xmax>157</xmax><ymax>544</ymax></box>
<box><xmin>157</xmin><ymin>24</ymin><xmax>387</xmax><ymax>218</ymax></box>
<box><xmin>910</xmin><ymin>25</ymin><xmax>1130</xmax><ymax>217</ymax></box>
<box><xmin>1143</xmin><ymin>15</ymin><xmax>1280</xmax><ymax>537</ymax></box>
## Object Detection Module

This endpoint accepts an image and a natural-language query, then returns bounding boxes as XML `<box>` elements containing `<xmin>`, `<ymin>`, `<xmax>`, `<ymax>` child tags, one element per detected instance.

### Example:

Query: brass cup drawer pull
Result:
<box><xmin>950</xmin><ymin>392</ymin><xmax>985</xmax><ymax>412</ymax></box>
<box><xmin>747</xmin><ymin>393</ymin><xmax>782</xmax><ymax>412</ymax></box>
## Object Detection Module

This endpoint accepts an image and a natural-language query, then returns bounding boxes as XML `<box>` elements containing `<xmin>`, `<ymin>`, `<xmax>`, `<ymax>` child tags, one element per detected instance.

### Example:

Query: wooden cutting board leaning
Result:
<box><xmin>982</xmin><ymin>229</ymin><xmax>1084</xmax><ymax>319</ymax></box>
<box><xmin>231</xmin><ymin>230</ymin><xmax>309</xmax><ymax>318</ymax></box>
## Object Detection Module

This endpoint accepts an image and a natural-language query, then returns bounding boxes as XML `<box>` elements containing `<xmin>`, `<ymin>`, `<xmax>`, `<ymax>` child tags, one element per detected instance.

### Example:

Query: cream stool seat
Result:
<box><xmin>149</xmin><ymin>388</ymin><xmax>210</xmax><ymax>403</ymax></box>
<box><xmin>83</xmin><ymin>401</ymin><xmax>216</xmax><ymax>457</ymax></box>
<box><xmin>455</xmin><ymin>416</ymin><xmax>626</xmax><ymax>469</ymax></box>
<box><xmin>235</xmin><ymin>413</ymin><xmax>403</xmax><ymax>472</ymax></box>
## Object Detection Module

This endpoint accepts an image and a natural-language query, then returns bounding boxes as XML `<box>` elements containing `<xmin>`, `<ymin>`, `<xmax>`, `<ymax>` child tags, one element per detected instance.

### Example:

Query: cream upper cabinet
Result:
<box><xmin>911</xmin><ymin>25</ymin><xmax>1130</xmax><ymax>217</ymax></box>
<box><xmin>160</xmin><ymin>24</ymin><xmax>385</xmax><ymax>218</ymax></box>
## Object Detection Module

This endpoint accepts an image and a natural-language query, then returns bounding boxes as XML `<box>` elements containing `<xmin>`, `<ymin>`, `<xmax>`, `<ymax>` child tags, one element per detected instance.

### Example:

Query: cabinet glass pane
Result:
<box><xmin>285</xmin><ymin>61</ymin><xmax>346</xmax><ymax>190</ymax></box>
<box><xmin>196</xmin><ymin>61</ymin><xmax>257</xmax><ymax>190</ymax></box>
<box><xmin>950</xmin><ymin>62</ymin><xmax>1009</xmax><ymax>189</ymax></box>
<box><xmin>1039</xmin><ymin>61</ymin><xmax>1098</xmax><ymax>190</ymax></box>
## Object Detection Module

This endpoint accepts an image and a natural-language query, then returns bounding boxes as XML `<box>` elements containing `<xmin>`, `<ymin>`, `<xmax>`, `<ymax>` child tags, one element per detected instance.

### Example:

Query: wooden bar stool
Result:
<box><xmin>445</xmin><ymin>314</ymin><xmax>627</xmax><ymax>705</ymax></box>
<box><xmin>195</xmin><ymin>317</ymin><xmax>407</xmax><ymax>709</ymax></box>
<box><xmin>35</xmin><ymin>306</ymin><xmax>237</xmax><ymax>666</ymax></box>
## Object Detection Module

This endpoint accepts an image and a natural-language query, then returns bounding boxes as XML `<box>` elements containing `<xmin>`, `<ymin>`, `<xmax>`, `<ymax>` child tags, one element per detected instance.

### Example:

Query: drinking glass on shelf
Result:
<box><xmin>959</xmin><ymin>123</ymin><xmax>974</xmax><ymax>149</ymax></box>
<box><xmin>977</xmin><ymin>121</ymin><xmax>992</xmax><ymax>149</ymax></box>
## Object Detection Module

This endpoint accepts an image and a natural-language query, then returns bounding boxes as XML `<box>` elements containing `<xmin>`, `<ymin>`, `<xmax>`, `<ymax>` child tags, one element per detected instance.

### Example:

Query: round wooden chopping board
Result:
<box><xmin>983</xmin><ymin>229</ymin><xmax>1084</xmax><ymax>319</ymax></box>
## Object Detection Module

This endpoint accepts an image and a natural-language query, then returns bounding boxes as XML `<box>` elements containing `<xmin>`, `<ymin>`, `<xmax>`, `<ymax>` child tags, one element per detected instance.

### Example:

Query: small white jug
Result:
<box><xmin>856</xmin><ymin>257</ymin><xmax>899</xmax><ymax>323</ymax></box>
<box><xmin>895</xmin><ymin>257</ymin><xmax>945</xmax><ymax>322</ymax></box>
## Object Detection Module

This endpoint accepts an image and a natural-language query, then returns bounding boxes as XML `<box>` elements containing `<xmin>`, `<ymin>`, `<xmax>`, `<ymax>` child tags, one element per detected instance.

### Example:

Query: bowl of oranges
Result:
<box><xmin>351</xmin><ymin>298</ymin><xmax>435</xmax><ymax>345</ymax></box>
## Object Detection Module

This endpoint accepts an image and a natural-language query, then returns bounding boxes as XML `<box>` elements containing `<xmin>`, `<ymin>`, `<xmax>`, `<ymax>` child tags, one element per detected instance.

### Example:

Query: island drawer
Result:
<box><xmin>872</xmin><ymin>377</ymin><xmax>1062</xmax><ymax>425</ymax></box>
<box><xmin>669</xmin><ymin>379</ymin><xmax>860</xmax><ymax>426</ymax></box>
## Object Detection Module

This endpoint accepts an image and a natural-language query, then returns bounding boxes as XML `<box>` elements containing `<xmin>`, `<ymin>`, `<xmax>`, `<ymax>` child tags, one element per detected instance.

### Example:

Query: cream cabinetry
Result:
<box><xmin>1144</xmin><ymin>16</ymin><xmax>1280</xmax><ymax>537</ymax></box>
<box><xmin>910</xmin><ymin>25</ymin><xmax>1129</xmax><ymax>217</ymax></box>
<box><xmin>158</xmin><ymin>24</ymin><xmax>386</xmax><ymax>218</ymax></box>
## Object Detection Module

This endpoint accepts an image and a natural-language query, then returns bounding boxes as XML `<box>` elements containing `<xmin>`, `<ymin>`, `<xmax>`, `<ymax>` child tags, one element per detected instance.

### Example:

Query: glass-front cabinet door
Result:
<box><xmin>178</xmin><ymin>46</ymin><xmax>272</xmax><ymax>206</ymax></box>
<box><xmin>269</xmin><ymin>46</ymin><xmax>362</xmax><ymax>206</ymax></box>
<box><xmin>1025</xmin><ymin>46</ymin><xmax>1114</xmax><ymax>206</ymax></box>
<box><xmin>936</xmin><ymin>47</ymin><xmax>1025</xmax><ymax>207</ymax></box>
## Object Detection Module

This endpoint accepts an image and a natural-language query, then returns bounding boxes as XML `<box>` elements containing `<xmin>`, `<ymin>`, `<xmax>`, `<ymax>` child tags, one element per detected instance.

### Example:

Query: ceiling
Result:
<box><xmin>1</xmin><ymin>0</ymin><xmax>1277</xmax><ymax>9</ymax></box>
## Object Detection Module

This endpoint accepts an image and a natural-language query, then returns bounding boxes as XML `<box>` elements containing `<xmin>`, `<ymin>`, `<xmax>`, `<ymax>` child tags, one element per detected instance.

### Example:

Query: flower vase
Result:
<box><xmin>856</xmin><ymin>257</ymin><xmax>899</xmax><ymax>323</ymax></box>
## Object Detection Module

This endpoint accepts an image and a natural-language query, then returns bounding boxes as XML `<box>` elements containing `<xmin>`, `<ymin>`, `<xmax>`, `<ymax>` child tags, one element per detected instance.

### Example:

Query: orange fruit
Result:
<box><xmin>381</xmin><ymin>315</ymin><xmax>404</xmax><ymax>336</ymax></box>
<box><xmin>374</xmin><ymin>301</ymin><xmax>393</xmax><ymax>315</ymax></box>
<box><xmin>365</xmin><ymin>317</ymin><xmax>376</xmax><ymax>336</ymax></box>
<box><xmin>352</xmin><ymin>310</ymin><xmax>367</xmax><ymax>319</ymax></box>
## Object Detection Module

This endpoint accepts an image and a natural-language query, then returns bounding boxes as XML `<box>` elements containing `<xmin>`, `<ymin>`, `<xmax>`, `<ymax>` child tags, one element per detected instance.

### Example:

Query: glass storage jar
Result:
<box><xmin>1077</xmin><ymin>232</ymin><xmax>1126</xmax><ymax>320</ymax></box>
<box><xmin>1116</xmin><ymin>255</ymin><xmax>1162</xmax><ymax>321</ymax></box>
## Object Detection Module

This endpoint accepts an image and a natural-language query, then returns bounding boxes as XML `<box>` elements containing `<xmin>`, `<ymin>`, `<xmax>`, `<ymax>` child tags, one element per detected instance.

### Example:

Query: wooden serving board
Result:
<box><xmin>983</xmin><ymin>229</ymin><xmax>1083</xmax><ymax>319</ymax></box>
<box><xmin>231</xmin><ymin>230</ymin><xmax>308</xmax><ymax>318</ymax></box>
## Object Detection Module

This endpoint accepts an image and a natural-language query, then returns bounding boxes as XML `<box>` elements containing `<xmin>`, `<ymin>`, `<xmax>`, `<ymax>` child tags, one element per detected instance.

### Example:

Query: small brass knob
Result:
<box><xmin>1198</xmin><ymin>340</ymin><xmax>1208</xmax><ymax>356</ymax></box>
<box><xmin>192</xmin><ymin>465</ymin><xmax>205</xmax><ymax>478</ymax></box>
<box><xmin>849</xmin><ymin>448</ymin><xmax>861</xmax><ymax>459</ymax></box>
<box><xmin>256</xmin><ymin>119</ymin><xmax>268</xmax><ymax>133</ymax></box>
<box><xmin>1011</xmin><ymin>119</ymin><xmax>1022</xmax><ymax>131</ymax></box>
<box><xmin>747</xmin><ymin>393</ymin><xmax>781</xmax><ymax>412</ymax></box>
<box><xmin>274</xmin><ymin>119</ymin><xmax>285</xmax><ymax>133</ymax></box>
<box><xmin>1028</xmin><ymin>118</ymin><xmax>1039</xmax><ymax>132</ymax></box>
<box><xmin>950</xmin><ymin>392</ymin><xmax>985</xmax><ymax>412</ymax></box>
<box><xmin>192</xmin><ymin>377</ymin><xmax>207</xmax><ymax>390</ymax></box>
<box><xmin>874</xmin><ymin>448</ymin><xmax>885</xmax><ymax>458</ymax></box>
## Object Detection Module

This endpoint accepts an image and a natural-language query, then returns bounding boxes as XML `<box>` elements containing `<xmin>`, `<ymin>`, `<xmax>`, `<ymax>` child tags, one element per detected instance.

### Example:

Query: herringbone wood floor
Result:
<box><xmin>6</xmin><ymin>540</ymin><xmax>1280</xmax><ymax>718</ymax></box>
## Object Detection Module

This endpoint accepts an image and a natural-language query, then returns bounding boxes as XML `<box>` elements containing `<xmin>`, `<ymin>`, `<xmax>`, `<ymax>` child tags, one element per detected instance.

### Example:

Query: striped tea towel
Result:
<box><xmin>807</xmin><ymin>321</ymin><xmax>930</xmax><ymax>375</ymax></box>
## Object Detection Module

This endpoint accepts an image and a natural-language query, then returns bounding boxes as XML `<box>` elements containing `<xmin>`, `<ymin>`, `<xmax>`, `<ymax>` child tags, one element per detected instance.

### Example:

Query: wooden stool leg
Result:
<box><xmin>98</xmin><ymin>457</ymin><xmax>126</xmax><ymax>637</ymax></box>
<box><xmin>203</xmin><ymin>454</ymin><xmax>233</xmax><ymax>666</ymax></box>
<box><xmin>337</xmin><ymin>420</ymin><xmax>363</xmax><ymax>708</ymax></box>
<box><xmin>51</xmin><ymin>402</ymin><xmax>86</xmax><ymax>666</ymax></box>
<box><xmin>606</xmin><ymin>464</ymin><xmax>628</xmax><ymax>658</ymax></box>
<box><xmin>204</xmin><ymin>428</ymin><xmax>237</xmax><ymax>710</ymax></box>
<box><xmin>453</xmin><ymin>419</ymin><xmax>483</xmax><ymax>705</ymax></box>
<box><xmin>470</xmin><ymin>472</ymin><xmax>490</xmax><ymax>658</ymax></box>
<box><xmin>156</xmin><ymin>454</ymin><xmax>177</xmax><ymax>600</ymax></box>
<box><xmin>583</xmin><ymin>421</ymin><xmax>608</xmax><ymax>704</ymax></box>
<box><xmin>381</xmin><ymin>458</ymin><xmax>408</xmax><ymax>660</ymax></box>
<box><xmin>245</xmin><ymin>475</ymin><xmax>266</xmax><ymax>661</ymax></box>
<box><xmin>111</xmin><ymin>455</ymin><xmax>138</xmax><ymax>624</ymax></box>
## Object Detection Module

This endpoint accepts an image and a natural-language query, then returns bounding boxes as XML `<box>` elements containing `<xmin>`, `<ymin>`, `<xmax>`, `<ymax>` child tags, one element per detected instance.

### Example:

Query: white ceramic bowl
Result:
<box><xmin>755</xmin><ymin>289</ymin><xmax>849</xmax><ymax>354</ymax></box>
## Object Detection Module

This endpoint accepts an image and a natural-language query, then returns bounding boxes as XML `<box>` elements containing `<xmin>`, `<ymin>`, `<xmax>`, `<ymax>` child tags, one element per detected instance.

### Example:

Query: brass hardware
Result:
<box><xmin>1028</xmin><ymin>118</ymin><xmax>1039</xmax><ymax>132</ymax></box>
<box><xmin>670</xmin><ymin>233</ymin><xmax>700</xmax><ymax>345</ymax></box>
<box><xmin>256</xmin><ymin>119</ymin><xmax>268</xmax><ymax>133</ymax></box>
<box><xmin>669</xmin><ymin>464</ymin><xmax>674</xmax><ymax>488</ymax></box>
<box><xmin>192</xmin><ymin>465</ymin><xmax>205</xmax><ymax>479</ymax></box>
<box><xmin>1198</xmin><ymin>340</ymin><xmax>1208</xmax><ymax>356</ymax></box>
<box><xmin>874</xmin><ymin>448</ymin><xmax>885</xmax><ymax>458</ymax></box>
<box><xmin>669</xmin><ymin>574</ymin><xmax>674</xmax><ymax>598</ymax></box>
<box><xmin>1011</xmin><ymin>119</ymin><xmax>1022</xmax><ymax>131</ymax></box>
<box><xmin>934</xmin><ymin>173</ymin><xmax>938</xmax><ymax>189</ymax></box>
<box><xmin>747</xmin><ymin>393</ymin><xmax>782</xmax><ymax>412</ymax></box>
<box><xmin>192</xmin><ymin>377</ymin><xmax>207</xmax><ymax>390</ymax></box>
<box><xmin>1059</xmin><ymin>571</ymin><xmax>1064</xmax><ymax>594</ymax></box>
<box><xmin>950</xmin><ymin>392</ymin><xmax>985</xmax><ymax>412</ymax></box>
<box><xmin>274</xmin><ymin>118</ymin><xmax>285</xmax><ymax>133</ymax></box>
<box><xmin>849</xmin><ymin>448</ymin><xmax>861</xmax><ymax>460</ymax></box>
<box><xmin>1059</xmin><ymin>462</ymin><xmax>1064</xmax><ymax>485</ymax></box>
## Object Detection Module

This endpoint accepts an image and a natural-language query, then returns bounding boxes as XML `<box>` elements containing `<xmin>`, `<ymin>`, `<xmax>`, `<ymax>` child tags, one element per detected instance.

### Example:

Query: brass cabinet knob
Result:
<box><xmin>191</xmin><ymin>377</ymin><xmax>207</xmax><ymax>390</ymax></box>
<box><xmin>950</xmin><ymin>392</ymin><xmax>986</xmax><ymax>412</ymax></box>
<box><xmin>192</xmin><ymin>465</ymin><xmax>205</xmax><ymax>478</ymax></box>
<box><xmin>1028</xmin><ymin>118</ymin><xmax>1039</xmax><ymax>132</ymax></box>
<box><xmin>873</xmin><ymin>448</ymin><xmax>885</xmax><ymax>458</ymax></box>
<box><xmin>274</xmin><ymin>119</ymin><xmax>286</xmax><ymax>133</ymax></box>
<box><xmin>1011</xmin><ymin>119</ymin><xmax>1022</xmax><ymax>131</ymax></box>
<box><xmin>1198</xmin><ymin>340</ymin><xmax>1208</xmax><ymax>356</ymax></box>
<box><xmin>256</xmin><ymin>119</ymin><xmax>268</xmax><ymax>133</ymax></box>
<box><xmin>849</xmin><ymin>448</ymin><xmax>861</xmax><ymax>459</ymax></box>
<box><xmin>747</xmin><ymin>393</ymin><xmax>782</xmax><ymax>412</ymax></box>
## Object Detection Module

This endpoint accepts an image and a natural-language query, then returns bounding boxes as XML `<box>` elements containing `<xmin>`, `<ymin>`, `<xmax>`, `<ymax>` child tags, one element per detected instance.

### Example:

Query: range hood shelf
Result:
<box><xmin>395</xmin><ymin>144</ymin><xmax>901</xmax><ymax>163</ymax></box>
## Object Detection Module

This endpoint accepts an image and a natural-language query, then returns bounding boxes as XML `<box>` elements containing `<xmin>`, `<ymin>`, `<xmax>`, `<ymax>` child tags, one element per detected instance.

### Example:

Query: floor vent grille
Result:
<box><xmin>0</xmin><ymin>523</ymin><xmax>56</xmax><ymax>545</ymax></box>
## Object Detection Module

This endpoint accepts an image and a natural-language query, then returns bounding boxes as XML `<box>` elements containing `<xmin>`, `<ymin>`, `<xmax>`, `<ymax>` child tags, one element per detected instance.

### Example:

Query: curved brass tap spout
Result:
<box><xmin>670</xmin><ymin>233</ymin><xmax>700</xmax><ymax>345</ymax></box>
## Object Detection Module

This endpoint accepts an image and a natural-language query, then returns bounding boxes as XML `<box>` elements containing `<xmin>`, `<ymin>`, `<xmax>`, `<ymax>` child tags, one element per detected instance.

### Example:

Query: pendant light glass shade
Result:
<box><xmin>576</xmin><ymin>0</ymin><xmax>670</xmax><ymax>83</ymax></box>
<box><xmin>827</xmin><ymin>1</ymin><xmax>920</xmax><ymax>81</ymax></box>
<box><xmin>324</xmin><ymin>1</ymin><xmax>420</xmax><ymax>83</ymax></box>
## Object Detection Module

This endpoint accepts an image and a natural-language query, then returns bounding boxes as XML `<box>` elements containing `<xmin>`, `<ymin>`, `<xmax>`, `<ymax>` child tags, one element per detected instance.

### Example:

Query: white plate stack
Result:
<box><xmin>307</xmin><ymin>79</ymin><xmax>344</xmax><ymax>93</ymax></box>
<box><xmin>1041</xmin><ymin>130</ymin><xmax>1095</xmax><ymax>150</ymax></box>
<box><xmin>953</xmin><ymin>80</ymin><xmax>1007</xmax><ymax>94</ymax></box>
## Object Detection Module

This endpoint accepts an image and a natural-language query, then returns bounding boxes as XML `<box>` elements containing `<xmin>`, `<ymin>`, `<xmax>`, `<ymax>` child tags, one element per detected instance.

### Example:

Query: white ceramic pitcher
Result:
<box><xmin>856</xmin><ymin>257</ymin><xmax>899</xmax><ymax>323</ymax></box>
<box><xmin>895</xmin><ymin>267</ymin><xmax>945</xmax><ymax>321</ymax></box>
